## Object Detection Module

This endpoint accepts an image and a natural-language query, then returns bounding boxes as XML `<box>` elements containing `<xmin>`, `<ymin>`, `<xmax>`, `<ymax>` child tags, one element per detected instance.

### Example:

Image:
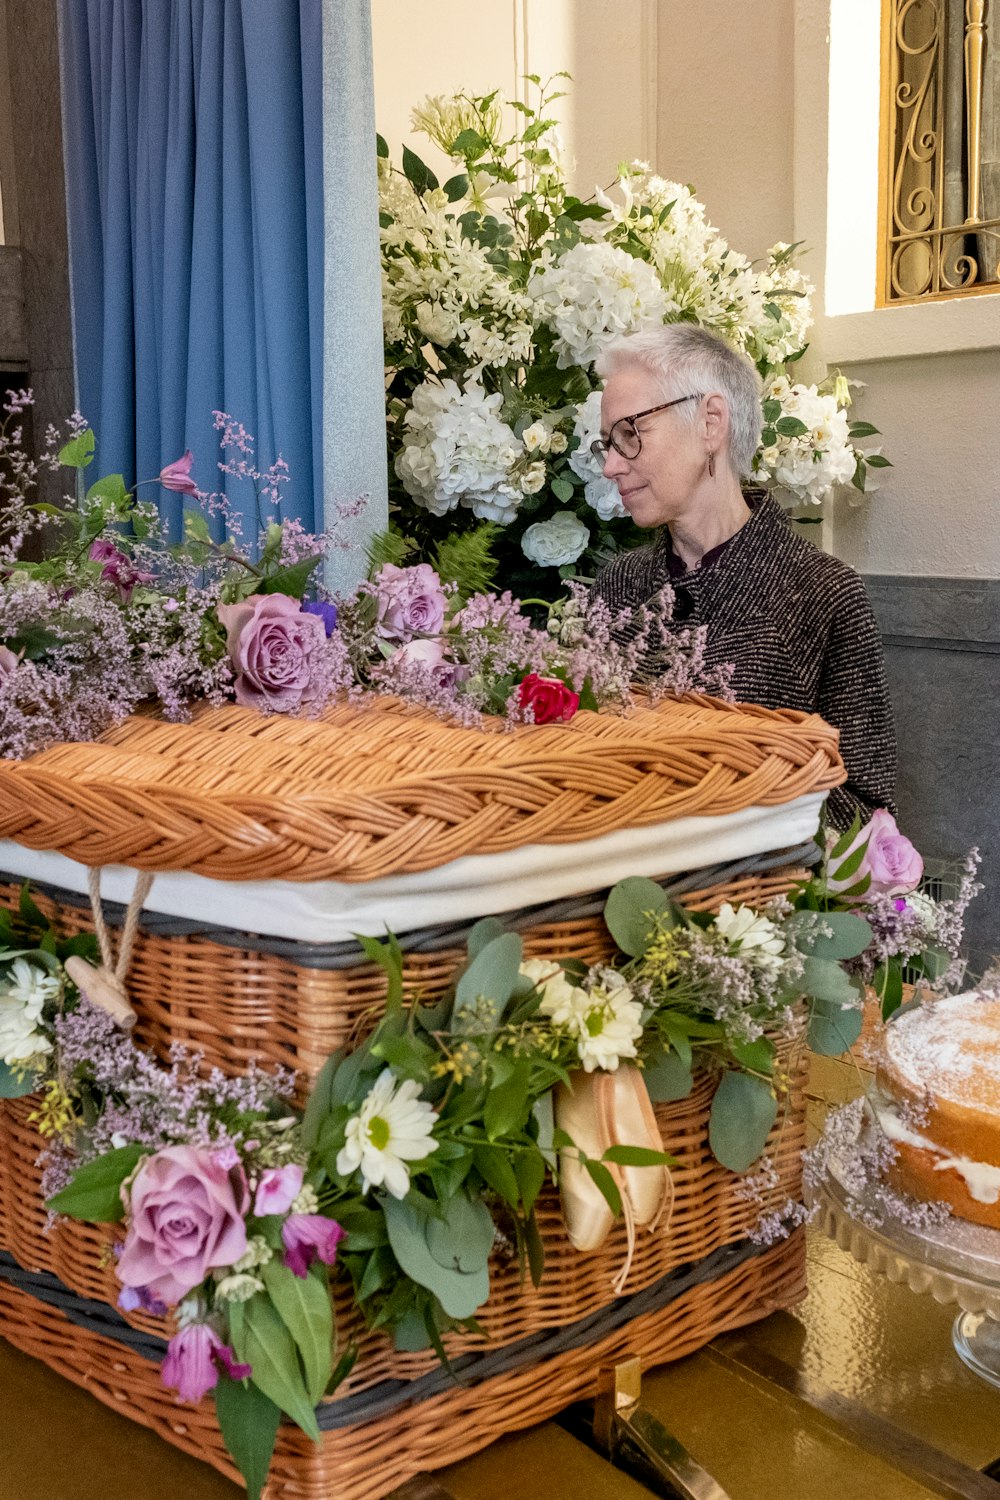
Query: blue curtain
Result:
<box><xmin>58</xmin><ymin>0</ymin><xmax>323</xmax><ymax>540</ymax></box>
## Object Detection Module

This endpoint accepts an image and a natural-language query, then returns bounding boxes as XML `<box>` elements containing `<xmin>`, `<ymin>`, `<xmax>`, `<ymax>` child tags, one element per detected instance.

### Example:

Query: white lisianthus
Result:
<box><xmin>395</xmin><ymin>377</ymin><xmax>522</xmax><ymax>520</ymax></box>
<box><xmin>521</xmin><ymin>511</ymin><xmax>590</xmax><ymax>568</ymax></box>
<box><xmin>714</xmin><ymin>904</ymin><xmax>786</xmax><ymax>973</ymax></box>
<box><xmin>336</xmin><ymin>1068</ymin><xmax>438</xmax><ymax>1199</ymax></box>
<box><xmin>521</xmin><ymin>421</ymin><xmax>550</xmax><ymax>454</ymax></box>
<box><xmin>569</xmin><ymin>391</ymin><xmax>627</xmax><ymax>521</ymax></box>
<box><xmin>0</xmin><ymin>958</ymin><xmax>59</xmax><ymax>1067</ymax></box>
<box><xmin>528</xmin><ymin>241</ymin><xmax>668</xmax><ymax>367</ymax></box>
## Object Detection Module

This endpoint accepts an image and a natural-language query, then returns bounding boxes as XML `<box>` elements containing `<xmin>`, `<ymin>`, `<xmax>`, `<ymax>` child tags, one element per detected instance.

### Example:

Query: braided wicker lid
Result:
<box><xmin>0</xmin><ymin>693</ymin><xmax>844</xmax><ymax>882</ymax></box>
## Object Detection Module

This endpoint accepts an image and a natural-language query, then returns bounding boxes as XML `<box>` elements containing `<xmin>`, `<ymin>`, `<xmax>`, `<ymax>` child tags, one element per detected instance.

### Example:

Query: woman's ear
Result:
<box><xmin>701</xmin><ymin>392</ymin><xmax>730</xmax><ymax>448</ymax></box>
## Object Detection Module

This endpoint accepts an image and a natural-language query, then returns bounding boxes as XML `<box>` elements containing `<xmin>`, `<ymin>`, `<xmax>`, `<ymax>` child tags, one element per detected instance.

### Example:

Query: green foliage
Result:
<box><xmin>432</xmin><ymin>524</ymin><xmax>499</xmax><ymax>601</ymax></box>
<box><xmin>708</xmin><ymin>1071</ymin><xmax>778</xmax><ymax>1173</ymax></box>
<box><xmin>228</xmin><ymin>1295</ymin><xmax>321</xmax><ymax>1440</ymax></box>
<box><xmin>382</xmin><ymin>1193</ymin><xmax>491</xmax><ymax>1319</ymax></box>
<box><xmin>0</xmin><ymin>1060</ymin><xmax>39</xmax><ymax>1098</ymax></box>
<box><xmin>604</xmin><ymin>877</ymin><xmax>672</xmax><ymax>957</ymax></box>
<box><xmin>214</xmin><ymin>1376</ymin><xmax>281</xmax><ymax>1500</ymax></box>
<box><xmin>47</xmin><ymin>1145</ymin><xmax>146</xmax><ymax>1222</ymax></box>
<box><xmin>259</xmin><ymin>1261</ymin><xmax>333</xmax><ymax>1405</ymax></box>
<box><xmin>58</xmin><ymin>429</ymin><xmax>95</xmax><ymax>468</ymax></box>
<box><xmin>366</xmin><ymin>526</ymin><xmax>417</xmax><ymax>576</ymax></box>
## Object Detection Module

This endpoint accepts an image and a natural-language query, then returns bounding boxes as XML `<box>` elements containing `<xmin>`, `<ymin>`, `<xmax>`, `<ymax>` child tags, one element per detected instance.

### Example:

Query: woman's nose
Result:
<box><xmin>602</xmin><ymin>447</ymin><xmax>628</xmax><ymax>479</ymax></box>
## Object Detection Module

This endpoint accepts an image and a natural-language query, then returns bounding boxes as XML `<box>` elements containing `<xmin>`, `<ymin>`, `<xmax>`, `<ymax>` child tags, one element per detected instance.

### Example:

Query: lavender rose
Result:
<box><xmin>115</xmin><ymin>1145</ymin><xmax>250</xmax><ymax>1306</ymax></box>
<box><xmin>217</xmin><ymin>592</ymin><xmax>327</xmax><ymax>711</ymax></box>
<box><xmin>826</xmin><ymin>808</ymin><xmax>923</xmax><ymax>900</ymax></box>
<box><xmin>375</xmin><ymin>563</ymin><xmax>447</xmax><ymax>643</ymax></box>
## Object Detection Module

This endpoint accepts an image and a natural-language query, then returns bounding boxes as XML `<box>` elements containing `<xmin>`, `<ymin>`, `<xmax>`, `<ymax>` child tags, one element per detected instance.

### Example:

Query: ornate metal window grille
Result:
<box><xmin>880</xmin><ymin>0</ymin><xmax>1000</xmax><ymax>302</ymax></box>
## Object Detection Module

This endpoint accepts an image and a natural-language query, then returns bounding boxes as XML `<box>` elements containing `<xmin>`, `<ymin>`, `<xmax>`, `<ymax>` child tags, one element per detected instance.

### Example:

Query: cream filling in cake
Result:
<box><xmin>870</xmin><ymin>1096</ymin><xmax>1000</xmax><ymax>1206</ymax></box>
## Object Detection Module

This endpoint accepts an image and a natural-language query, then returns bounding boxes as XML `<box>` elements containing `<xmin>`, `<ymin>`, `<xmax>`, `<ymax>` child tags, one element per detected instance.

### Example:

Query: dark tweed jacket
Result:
<box><xmin>591</xmin><ymin>495</ymin><xmax>897</xmax><ymax>829</ymax></box>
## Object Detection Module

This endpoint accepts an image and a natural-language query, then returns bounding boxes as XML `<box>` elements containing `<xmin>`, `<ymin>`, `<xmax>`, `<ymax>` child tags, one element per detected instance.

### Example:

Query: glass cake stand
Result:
<box><xmin>817</xmin><ymin>1158</ymin><xmax>1000</xmax><ymax>1389</ymax></box>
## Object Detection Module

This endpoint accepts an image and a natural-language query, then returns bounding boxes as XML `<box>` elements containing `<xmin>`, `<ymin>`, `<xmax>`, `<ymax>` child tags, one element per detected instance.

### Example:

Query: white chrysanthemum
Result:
<box><xmin>336</xmin><ymin>1068</ymin><xmax>438</xmax><ymax>1199</ymax></box>
<box><xmin>0</xmin><ymin>958</ymin><xmax>58</xmax><ymax>1067</ymax></box>
<box><xmin>531</xmin><ymin>964</ymin><xmax>644</xmax><ymax>1072</ymax></box>
<box><xmin>714</xmin><ymin>904</ymin><xmax>786</xmax><ymax>973</ymax></box>
<box><xmin>528</xmin><ymin>241</ymin><xmax>669</xmax><ymax>368</ymax></box>
<box><xmin>521</xmin><ymin>511</ymin><xmax>590</xmax><ymax>568</ymax></box>
<box><xmin>394</xmin><ymin>377</ymin><xmax>522</xmax><ymax>520</ymax></box>
<box><xmin>520</xmin><ymin>959</ymin><xmax>580</xmax><ymax>1016</ymax></box>
<box><xmin>569</xmin><ymin>392</ymin><xmax>626</xmax><ymax>521</ymax></box>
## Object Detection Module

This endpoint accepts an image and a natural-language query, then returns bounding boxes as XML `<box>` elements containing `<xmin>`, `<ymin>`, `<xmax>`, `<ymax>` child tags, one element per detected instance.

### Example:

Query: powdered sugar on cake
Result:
<box><xmin>883</xmin><ymin>993</ymin><xmax>1000</xmax><ymax>1111</ymax></box>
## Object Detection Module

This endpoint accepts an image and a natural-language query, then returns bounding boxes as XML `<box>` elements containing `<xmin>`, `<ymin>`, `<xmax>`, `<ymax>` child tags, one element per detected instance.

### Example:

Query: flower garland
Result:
<box><xmin>379</xmin><ymin>82</ymin><xmax>892</xmax><ymax>599</ymax></box>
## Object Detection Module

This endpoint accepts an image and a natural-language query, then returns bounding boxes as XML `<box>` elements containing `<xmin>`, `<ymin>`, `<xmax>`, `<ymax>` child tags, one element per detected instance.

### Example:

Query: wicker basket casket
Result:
<box><xmin>0</xmin><ymin>693</ymin><xmax>843</xmax><ymax>1499</ymax></box>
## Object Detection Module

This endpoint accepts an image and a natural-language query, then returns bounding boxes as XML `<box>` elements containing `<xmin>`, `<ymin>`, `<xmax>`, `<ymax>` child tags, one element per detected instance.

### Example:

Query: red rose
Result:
<box><xmin>518</xmin><ymin>673</ymin><xmax>579</xmax><ymax>724</ymax></box>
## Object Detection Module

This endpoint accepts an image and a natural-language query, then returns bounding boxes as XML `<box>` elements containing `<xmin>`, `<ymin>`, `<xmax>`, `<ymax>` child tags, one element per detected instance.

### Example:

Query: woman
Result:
<box><xmin>590</xmin><ymin>324</ymin><xmax>896</xmax><ymax>828</ymax></box>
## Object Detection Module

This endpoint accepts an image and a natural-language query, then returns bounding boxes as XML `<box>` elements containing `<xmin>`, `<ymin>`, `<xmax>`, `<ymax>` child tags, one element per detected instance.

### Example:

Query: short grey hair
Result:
<box><xmin>595</xmin><ymin>325</ymin><xmax>764</xmax><ymax>477</ymax></box>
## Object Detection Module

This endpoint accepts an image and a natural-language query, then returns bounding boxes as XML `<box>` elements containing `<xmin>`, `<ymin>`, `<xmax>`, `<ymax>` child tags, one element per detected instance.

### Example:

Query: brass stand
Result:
<box><xmin>589</xmin><ymin>1358</ymin><xmax>732</xmax><ymax>1500</ymax></box>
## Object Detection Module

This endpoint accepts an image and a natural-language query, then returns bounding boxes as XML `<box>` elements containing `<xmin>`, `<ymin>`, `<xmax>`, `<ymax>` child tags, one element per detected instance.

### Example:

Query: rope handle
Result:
<box><xmin>62</xmin><ymin>868</ymin><xmax>154</xmax><ymax>1030</ymax></box>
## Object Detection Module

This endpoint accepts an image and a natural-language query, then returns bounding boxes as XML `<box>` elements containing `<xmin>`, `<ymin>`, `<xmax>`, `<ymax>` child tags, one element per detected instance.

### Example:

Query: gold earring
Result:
<box><xmin>707</xmin><ymin>452</ymin><xmax>716</xmax><ymax>478</ymax></box>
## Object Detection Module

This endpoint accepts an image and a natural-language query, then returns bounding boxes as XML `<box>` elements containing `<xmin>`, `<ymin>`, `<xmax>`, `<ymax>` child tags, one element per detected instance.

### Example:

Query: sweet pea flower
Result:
<box><xmin>88</xmin><ymin>539</ymin><xmax>155</xmax><ymax>602</ymax></box>
<box><xmin>161</xmin><ymin>1323</ymin><xmax>251</xmax><ymax>1404</ymax></box>
<box><xmin>159</xmin><ymin>450</ymin><xmax>199</xmax><ymax>496</ymax></box>
<box><xmin>253</xmin><ymin>1163</ymin><xmax>304</xmax><ymax>1218</ymax></box>
<box><xmin>281</xmin><ymin>1213</ymin><xmax>346</xmax><ymax>1278</ymax></box>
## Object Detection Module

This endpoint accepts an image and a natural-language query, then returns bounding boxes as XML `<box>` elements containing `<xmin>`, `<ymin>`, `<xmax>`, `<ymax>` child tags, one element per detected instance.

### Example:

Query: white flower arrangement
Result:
<box><xmin>0</xmin><ymin>958</ymin><xmax>59</xmax><ymax>1068</ymax></box>
<box><xmin>380</xmin><ymin>83</ymin><xmax>888</xmax><ymax>593</ymax></box>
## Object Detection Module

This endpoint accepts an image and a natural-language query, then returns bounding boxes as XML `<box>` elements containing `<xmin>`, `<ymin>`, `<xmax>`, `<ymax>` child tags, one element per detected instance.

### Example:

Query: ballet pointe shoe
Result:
<box><xmin>606</xmin><ymin>1065</ymin><xmax>671</xmax><ymax>1231</ymax></box>
<box><xmin>553</xmin><ymin>1072</ymin><xmax>621</xmax><ymax>1252</ymax></box>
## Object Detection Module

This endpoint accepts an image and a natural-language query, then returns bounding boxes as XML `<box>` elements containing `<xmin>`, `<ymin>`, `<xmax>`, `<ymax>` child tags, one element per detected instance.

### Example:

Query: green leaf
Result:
<box><xmin>301</xmin><ymin>1050</ymin><xmax>342</xmax><ymax>1151</ymax></box>
<box><xmin>641</xmin><ymin>1046</ymin><xmax>693</xmax><ymax>1102</ymax></box>
<box><xmin>402</xmin><ymin>144</ymin><xmax>437</xmax><ymax>194</ymax></box>
<box><xmin>865</xmin><ymin>454</ymin><xmax>892</xmax><ymax>468</ymax></box>
<box><xmin>775</xmin><ymin>416</ymin><xmax>809</xmax><ymax>438</ymax></box>
<box><xmin>443</xmin><ymin>172</ymin><xmax>469</xmax><ymax>202</ymax></box>
<box><xmin>801</xmin><ymin>955</ymin><xmax>861</xmax><ymax>1006</ymax></box>
<box><xmin>919</xmin><ymin>943</ymin><xmax>951</xmax><ymax>983</ymax></box>
<box><xmin>450</xmin><ymin>128</ymin><xmax>488</xmax><ymax>159</ymax></box>
<box><xmin>259</xmin><ymin>554</ymin><xmax>324</xmax><ymax>601</ymax></box>
<box><xmin>583</xmin><ymin>1160</ymin><xmax>622</xmax><ymax>1218</ymax></box>
<box><xmin>18</xmin><ymin>884</ymin><xmax>47</xmax><ymax>929</ymax></box>
<box><xmin>259</xmin><ymin>1261</ymin><xmax>333</xmax><ymax>1405</ymax></box>
<box><xmin>228</xmin><ymin>1296</ymin><xmax>320</xmax><ymax>1440</ymax></box>
<box><xmin>85</xmin><ymin>473</ymin><xmax>128</xmax><ymax>506</ymax></box>
<box><xmin>808</xmin><ymin>996</ymin><xmax>864</xmax><ymax>1055</ymax></box>
<box><xmin>484</xmin><ymin>1061</ymin><xmax>531</xmax><ymax>1141</ymax></box>
<box><xmin>708</xmin><ymin>1071</ymin><xmax>778</xmax><ymax>1173</ymax></box>
<box><xmin>551</xmin><ymin>476</ymin><xmax>574</xmax><ymax>502</ymax></box>
<box><xmin>214</xmin><ymin>1376</ymin><xmax>281</xmax><ymax>1500</ymax></box>
<box><xmin>872</xmin><ymin>960</ymin><xmax>905</xmax><ymax>1021</ymax></box>
<box><xmin>602</xmin><ymin>1144</ymin><xmax>673</xmax><ymax>1168</ymax></box>
<box><xmin>375</xmin><ymin>132</ymin><xmax>389</xmax><ymax>159</ymax></box>
<box><xmin>47</xmin><ymin>1145</ymin><xmax>146</xmax><ymax>1223</ymax></box>
<box><xmin>0</xmin><ymin>1060</ymin><xmax>39</xmax><ymax>1098</ymax></box>
<box><xmin>455</xmin><ymin>932</ymin><xmax>524</xmax><ymax>1016</ymax></box>
<box><xmin>848</xmin><ymin>421</ymin><xmax>880</xmax><ymax>438</ymax></box>
<box><xmin>761</xmin><ymin>399</ymin><xmax>782</xmax><ymax>424</ymax></box>
<box><xmin>729</xmin><ymin>1037</ymin><xmax>776</xmax><ymax>1076</ymax></box>
<box><xmin>426</xmin><ymin>1191</ymin><xmax>495</xmax><ymax>1273</ymax></box>
<box><xmin>829</xmin><ymin>837</ymin><xmax>870</xmax><ymax>884</ymax></box>
<box><xmin>327</xmin><ymin>1341</ymin><xmax>359</xmax><ymax>1394</ymax></box>
<box><xmin>10</xmin><ymin>624</ymin><xmax>64</xmax><ymax>661</ymax></box>
<box><xmin>467</xmin><ymin>917</ymin><xmax>507</xmax><ymax>960</ymax></box>
<box><xmin>787</xmin><ymin>910</ymin><xmax>872</xmax><ymax>961</ymax></box>
<box><xmin>525</xmin><ymin>1211</ymin><xmax>545</xmax><ymax>1287</ymax></box>
<box><xmin>604</xmin><ymin>877</ymin><xmax>671</xmax><ymax>957</ymax></box>
<box><xmin>473</xmin><ymin>1143</ymin><xmax>521</xmax><ymax>1207</ymax></box>
<box><xmin>356</xmin><ymin>932</ymin><xmax>405</xmax><ymax>1013</ymax></box>
<box><xmin>382</xmin><ymin>1195</ymin><xmax>490</xmax><ymax>1318</ymax></box>
<box><xmin>514</xmin><ymin>1148</ymin><xmax>546</xmax><ymax>1215</ymax></box>
<box><xmin>58</xmin><ymin>429</ymin><xmax>95</xmax><ymax>468</ymax></box>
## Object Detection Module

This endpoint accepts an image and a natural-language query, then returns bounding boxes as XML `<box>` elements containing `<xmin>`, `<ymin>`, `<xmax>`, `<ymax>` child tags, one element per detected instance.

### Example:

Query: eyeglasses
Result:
<box><xmin>590</xmin><ymin>394</ymin><xmax>701</xmax><ymax>461</ymax></box>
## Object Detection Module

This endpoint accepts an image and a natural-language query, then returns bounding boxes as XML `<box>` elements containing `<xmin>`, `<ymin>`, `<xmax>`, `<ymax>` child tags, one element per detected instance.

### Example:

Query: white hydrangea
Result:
<box><xmin>754</xmin><ymin>376</ymin><xmax>858</xmax><ymax>507</ymax></box>
<box><xmin>528</xmin><ymin>241</ymin><xmax>669</xmax><ymax>368</ymax></box>
<box><xmin>394</xmin><ymin>377</ymin><xmax>523</xmax><ymax>519</ymax></box>
<box><xmin>521</xmin><ymin>511</ymin><xmax>590</xmax><ymax>568</ymax></box>
<box><xmin>569</xmin><ymin>391</ymin><xmax>626</xmax><ymax>520</ymax></box>
<box><xmin>0</xmin><ymin>958</ymin><xmax>59</xmax><ymax>1068</ymax></box>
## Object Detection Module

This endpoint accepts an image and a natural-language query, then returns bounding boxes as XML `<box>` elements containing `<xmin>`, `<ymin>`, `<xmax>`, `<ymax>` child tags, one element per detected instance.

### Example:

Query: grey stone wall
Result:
<box><xmin>865</xmin><ymin>575</ymin><xmax>1000</xmax><ymax>977</ymax></box>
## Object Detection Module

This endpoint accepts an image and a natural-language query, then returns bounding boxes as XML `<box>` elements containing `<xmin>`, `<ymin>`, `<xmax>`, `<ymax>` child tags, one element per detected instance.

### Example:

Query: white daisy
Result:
<box><xmin>714</xmin><ymin>904</ymin><xmax>786</xmax><ymax>972</ymax></box>
<box><xmin>336</xmin><ymin>1069</ymin><xmax>437</xmax><ymax>1199</ymax></box>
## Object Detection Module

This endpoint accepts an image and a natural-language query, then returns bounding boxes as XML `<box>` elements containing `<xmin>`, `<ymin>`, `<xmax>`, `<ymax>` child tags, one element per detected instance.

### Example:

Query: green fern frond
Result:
<box><xmin>366</xmin><ymin>526</ymin><xmax>417</xmax><ymax>578</ymax></box>
<box><xmin>432</xmin><ymin>524</ymin><xmax>499</xmax><ymax>602</ymax></box>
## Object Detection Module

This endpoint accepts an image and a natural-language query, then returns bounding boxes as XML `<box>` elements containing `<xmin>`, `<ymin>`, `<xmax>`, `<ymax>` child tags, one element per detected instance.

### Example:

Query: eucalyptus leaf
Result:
<box><xmin>454</xmin><ymin>932</ymin><xmax>523</xmax><ymax>1018</ymax></box>
<box><xmin>642</xmin><ymin>1046</ymin><xmax>693</xmax><ymax>1102</ymax></box>
<box><xmin>425</xmin><ymin>1191</ymin><xmax>495</xmax><ymax>1273</ymax></box>
<box><xmin>228</xmin><ymin>1296</ymin><xmax>320</xmax><ymax>1440</ymax></box>
<box><xmin>807</xmin><ymin>995</ymin><xmax>864</xmax><ymax>1055</ymax></box>
<box><xmin>920</xmin><ymin>943</ymin><xmax>951</xmax><ymax>983</ymax></box>
<box><xmin>382</xmin><ymin>1196</ymin><xmax>490</xmax><ymax>1318</ymax></box>
<box><xmin>0</xmin><ymin>1060</ymin><xmax>40</xmax><ymax>1098</ymax></box>
<box><xmin>800</xmin><ymin>954</ymin><xmax>861</xmax><ymax>1006</ymax></box>
<box><xmin>708</xmin><ymin>1071</ymin><xmax>777</xmax><ymax>1173</ymax></box>
<box><xmin>214</xmin><ymin>1376</ymin><xmax>281</xmax><ymax>1500</ymax></box>
<box><xmin>787</xmin><ymin>910</ymin><xmax>872</xmax><ymax>962</ymax></box>
<box><xmin>467</xmin><ymin>917</ymin><xmax>507</xmax><ymax>960</ymax></box>
<box><xmin>604</xmin><ymin>877</ymin><xmax>671</xmax><ymax>957</ymax></box>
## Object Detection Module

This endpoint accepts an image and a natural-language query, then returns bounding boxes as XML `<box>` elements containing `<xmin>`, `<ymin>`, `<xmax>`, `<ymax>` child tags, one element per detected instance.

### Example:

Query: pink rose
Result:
<box><xmin>0</xmin><ymin>644</ymin><xmax>19</xmax><ymax>681</ymax></box>
<box><xmin>217</xmin><ymin>592</ymin><xmax>327</xmax><ymax>711</ymax></box>
<box><xmin>518</xmin><ymin>673</ymin><xmax>579</xmax><ymax>725</ymax></box>
<box><xmin>281</xmin><ymin>1213</ymin><xmax>345</xmax><ymax>1278</ymax></box>
<box><xmin>826</xmin><ymin>809</ymin><xmax>923</xmax><ymax>900</ymax></box>
<box><xmin>375</xmin><ymin>563</ymin><xmax>447</xmax><ymax>643</ymax></box>
<box><xmin>161</xmin><ymin>1323</ymin><xmax>251</xmax><ymax>1404</ymax></box>
<box><xmin>116</xmin><ymin>1145</ymin><xmax>250</xmax><ymax>1306</ymax></box>
<box><xmin>159</xmin><ymin>450</ymin><xmax>199</xmax><ymax>496</ymax></box>
<box><xmin>253</xmin><ymin>1163</ymin><xmax>303</xmax><ymax>1217</ymax></box>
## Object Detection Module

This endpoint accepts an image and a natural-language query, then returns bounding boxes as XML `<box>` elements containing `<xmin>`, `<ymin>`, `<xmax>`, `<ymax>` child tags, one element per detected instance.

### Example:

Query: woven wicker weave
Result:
<box><xmin>0</xmin><ymin>1230</ymin><xmax>806</xmax><ymax>1500</ymax></box>
<box><xmin>0</xmin><ymin>694</ymin><xmax>843</xmax><ymax>882</ymax></box>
